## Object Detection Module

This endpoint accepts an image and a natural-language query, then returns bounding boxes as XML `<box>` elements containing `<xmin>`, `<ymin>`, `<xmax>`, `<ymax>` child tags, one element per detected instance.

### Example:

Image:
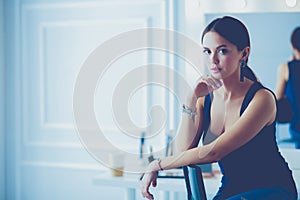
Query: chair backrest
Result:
<box><xmin>183</xmin><ymin>164</ymin><xmax>207</xmax><ymax>200</ymax></box>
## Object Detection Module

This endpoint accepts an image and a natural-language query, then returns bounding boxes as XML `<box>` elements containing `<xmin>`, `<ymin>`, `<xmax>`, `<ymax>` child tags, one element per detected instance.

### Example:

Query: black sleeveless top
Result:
<box><xmin>202</xmin><ymin>82</ymin><xmax>297</xmax><ymax>199</ymax></box>
<box><xmin>286</xmin><ymin>60</ymin><xmax>300</xmax><ymax>132</ymax></box>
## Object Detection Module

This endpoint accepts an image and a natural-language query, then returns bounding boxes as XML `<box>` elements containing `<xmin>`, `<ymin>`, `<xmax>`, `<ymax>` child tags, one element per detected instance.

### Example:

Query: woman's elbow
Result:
<box><xmin>207</xmin><ymin>151</ymin><xmax>221</xmax><ymax>163</ymax></box>
<box><xmin>200</xmin><ymin>145</ymin><xmax>223</xmax><ymax>163</ymax></box>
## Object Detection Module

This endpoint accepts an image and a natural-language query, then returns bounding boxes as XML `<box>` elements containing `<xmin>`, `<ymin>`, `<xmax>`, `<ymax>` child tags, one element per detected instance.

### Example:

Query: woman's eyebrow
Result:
<box><xmin>216</xmin><ymin>44</ymin><xmax>227</xmax><ymax>49</ymax></box>
<box><xmin>202</xmin><ymin>44</ymin><xmax>227</xmax><ymax>49</ymax></box>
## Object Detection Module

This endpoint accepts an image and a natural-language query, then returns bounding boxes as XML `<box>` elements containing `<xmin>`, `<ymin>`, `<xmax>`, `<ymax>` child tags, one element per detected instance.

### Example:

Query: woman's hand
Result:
<box><xmin>194</xmin><ymin>75</ymin><xmax>223</xmax><ymax>97</ymax></box>
<box><xmin>141</xmin><ymin>161</ymin><xmax>159</xmax><ymax>200</ymax></box>
<box><xmin>186</xmin><ymin>75</ymin><xmax>223</xmax><ymax>108</ymax></box>
<box><xmin>141</xmin><ymin>170</ymin><xmax>158</xmax><ymax>199</ymax></box>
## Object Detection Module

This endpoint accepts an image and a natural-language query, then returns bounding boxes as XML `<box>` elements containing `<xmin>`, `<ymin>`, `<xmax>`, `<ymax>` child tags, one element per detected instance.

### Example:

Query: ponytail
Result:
<box><xmin>244</xmin><ymin>65</ymin><xmax>258</xmax><ymax>82</ymax></box>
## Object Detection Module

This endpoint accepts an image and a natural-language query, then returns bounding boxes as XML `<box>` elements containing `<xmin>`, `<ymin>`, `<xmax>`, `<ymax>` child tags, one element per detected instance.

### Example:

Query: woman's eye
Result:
<box><xmin>203</xmin><ymin>49</ymin><xmax>211</xmax><ymax>54</ymax></box>
<box><xmin>218</xmin><ymin>49</ymin><xmax>228</xmax><ymax>54</ymax></box>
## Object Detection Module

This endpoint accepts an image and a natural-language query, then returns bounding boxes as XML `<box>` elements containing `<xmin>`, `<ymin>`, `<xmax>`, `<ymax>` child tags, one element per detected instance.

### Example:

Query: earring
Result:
<box><xmin>240</xmin><ymin>60</ymin><xmax>246</xmax><ymax>82</ymax></box>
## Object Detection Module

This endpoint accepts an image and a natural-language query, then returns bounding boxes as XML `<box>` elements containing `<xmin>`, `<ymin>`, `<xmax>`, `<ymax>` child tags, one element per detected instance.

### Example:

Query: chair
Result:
<box><xmin>183</xmin><ymin>164</ymin><xmax>207</xmax><ymax>200</ymax></box>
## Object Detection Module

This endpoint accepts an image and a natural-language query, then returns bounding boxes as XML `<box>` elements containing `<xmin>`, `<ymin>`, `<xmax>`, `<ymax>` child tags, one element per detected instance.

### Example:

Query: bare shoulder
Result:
<box><xmin>253</xmin><ymin>88</ymin><xmax>276</xmax><ymax>105</ymax></box>
<box><xmin>278</xmin><ymin>62</ymin><xmax>289</xmax><ymax>81</ymax></box>
<box><xmin>278</xmin><ymin>62</ymin><xmax>288</xmax><ymax>71</ymax></box>
<box><xmin>251</xmin><ymin>88</ymin><xmax>276</xmax><ymax>124</ymax></box>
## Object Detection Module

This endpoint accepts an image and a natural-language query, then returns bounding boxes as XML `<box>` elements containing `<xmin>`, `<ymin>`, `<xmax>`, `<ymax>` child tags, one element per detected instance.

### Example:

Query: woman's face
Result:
<box><xmin>202</xmin><ymin>31</ymin><xmax>242</xmax><ymax>80</ymax></box>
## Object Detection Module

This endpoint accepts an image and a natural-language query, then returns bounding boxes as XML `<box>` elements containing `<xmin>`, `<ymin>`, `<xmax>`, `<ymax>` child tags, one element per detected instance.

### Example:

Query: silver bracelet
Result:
<box><xmin>182</xmin><ymin>104</ymin><xmax>197</xmax><ymax>116</ymax></box>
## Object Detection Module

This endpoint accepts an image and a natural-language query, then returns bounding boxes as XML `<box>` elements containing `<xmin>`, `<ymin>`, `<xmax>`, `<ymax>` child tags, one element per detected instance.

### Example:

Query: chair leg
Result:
<box><xmin>183</xmin><ymin>166</ymin><xmax>192</xmax><ymax>200</ymax></box>
<box><xmin>183</xmin><ymin>165</ymin><xmax>208</xmax><ymax>200</ymax></box>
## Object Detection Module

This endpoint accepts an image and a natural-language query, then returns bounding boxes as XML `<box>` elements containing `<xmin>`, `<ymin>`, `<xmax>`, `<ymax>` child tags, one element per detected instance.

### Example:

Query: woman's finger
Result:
<box><xmin>152</xmin><ymin>178</ymin><xmax>157</xmax><ymax>187</ymax></box>
<box><xmin>205</xmin><ymin>76</ymin><xmax>222</xmax><ymax>90</ymax></box>
<box><xmin>141</xmin><ymin>183</ymin><xmax>154</xmax><ymax>199</ymax></box>
<box><xmin>141</xmin><ymin>171</ymin><xmax>158</xmax><ymax>200</ymax></box>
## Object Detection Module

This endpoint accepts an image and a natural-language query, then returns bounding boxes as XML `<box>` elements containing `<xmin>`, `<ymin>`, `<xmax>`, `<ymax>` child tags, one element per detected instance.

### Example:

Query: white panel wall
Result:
<box><xmin>4</xmin><ymin>0</ymin><xmax>184</xmax><ymax>199</ymax></box>
<box><xmin>19</xmin><ymin>0</ymin><xmax>163</xmax><ymax>160</ymax></box>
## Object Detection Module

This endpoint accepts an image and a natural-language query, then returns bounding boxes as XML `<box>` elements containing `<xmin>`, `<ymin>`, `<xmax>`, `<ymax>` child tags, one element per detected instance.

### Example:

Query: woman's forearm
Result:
<box><xmin>150</xmin><ymin>144</ymin><xmax>218</xmax><ymax>172</ymax></box>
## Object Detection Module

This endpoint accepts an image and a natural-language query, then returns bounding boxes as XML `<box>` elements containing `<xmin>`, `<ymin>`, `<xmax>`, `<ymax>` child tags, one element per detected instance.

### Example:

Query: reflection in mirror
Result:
<box><xmin>190</xmin><ymin>0</ymin><xmax>300</xmax><ymax>149</ymax></box>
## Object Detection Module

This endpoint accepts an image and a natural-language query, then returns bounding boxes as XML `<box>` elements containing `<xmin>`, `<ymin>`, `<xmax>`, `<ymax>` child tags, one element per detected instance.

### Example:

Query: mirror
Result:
<box><xmin>187</xmin><ymin>0</ymin><xmax>300</xmax><ymax>148</ymax></box>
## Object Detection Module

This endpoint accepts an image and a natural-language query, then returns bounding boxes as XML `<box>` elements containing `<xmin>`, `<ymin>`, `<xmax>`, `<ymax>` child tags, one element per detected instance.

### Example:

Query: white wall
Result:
<box><xmin>4</xmin><ymin>0</ymin><xmax>185</xmax><ymax>199</ymax></box>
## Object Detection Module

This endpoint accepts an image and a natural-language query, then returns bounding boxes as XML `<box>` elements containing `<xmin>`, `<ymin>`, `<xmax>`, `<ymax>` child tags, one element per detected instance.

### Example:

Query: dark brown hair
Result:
<box><xmin>291</xmin><ymin>27</ymin><xmax>300</xmax><ymax>52</ymax></box>
<box><xmin>202</xmin><ymin>16</ymin><xmax>257</xmax><ymax>82</ymax></box>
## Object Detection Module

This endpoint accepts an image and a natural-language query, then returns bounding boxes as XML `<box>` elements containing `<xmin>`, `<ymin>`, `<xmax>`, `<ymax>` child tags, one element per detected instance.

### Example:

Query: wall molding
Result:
<box><xmin>6</xmin><ymin>0</ymin><xmax>181</xmax><ymax>199</ymax></box>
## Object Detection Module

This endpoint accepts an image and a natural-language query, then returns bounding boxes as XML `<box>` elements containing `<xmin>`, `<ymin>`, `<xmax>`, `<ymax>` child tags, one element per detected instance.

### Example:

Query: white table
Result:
<box><xmin>93</xmin><ymin>170</ymin><xmax>221</xmax><ymax>200</ymax></box>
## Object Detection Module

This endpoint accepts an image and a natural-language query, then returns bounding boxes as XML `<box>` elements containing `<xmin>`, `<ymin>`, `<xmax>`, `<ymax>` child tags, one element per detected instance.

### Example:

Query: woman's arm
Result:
<box><xmin>144</xmin><ymin>89</ymin><xmax>276</xmax><ymax>171</ymax></box>
<box><xmin>275</xmin><ymin>63</ymin><xmax>289</xmax><ymax>99</ymax></box>
<box><xmin>202</xmin><ymin>89</ymin><xmax>276</xmax><ymax>160</ymax></box>
<box><xmin>175</xmin><ymin>76</ymin><xmax>222</xmax><ymax>152</ymax></box>
<box><xmin>174</xmin><ymin>97</ymin><xmax>205</xmax><ymax>152</ymax></box>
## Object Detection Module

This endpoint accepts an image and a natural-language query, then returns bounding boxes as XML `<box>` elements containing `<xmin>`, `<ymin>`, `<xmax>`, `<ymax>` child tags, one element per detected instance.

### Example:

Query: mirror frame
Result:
<box><xmin>185</xmin><ymin>0</ymin><xmax>300</xmax><ymax>41</ymax></box>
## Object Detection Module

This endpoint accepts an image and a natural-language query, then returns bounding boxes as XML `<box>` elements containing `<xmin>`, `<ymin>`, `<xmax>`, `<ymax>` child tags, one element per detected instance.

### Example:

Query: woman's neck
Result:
<box><xmin>217</xmin><ymin>78</ymin><xmax>252</xmax><ymax>101</ymax></box>
<box><xmin>293</xmin><ymin>49</ymin><xmax>300</xmax><ymax>60</ymax></box>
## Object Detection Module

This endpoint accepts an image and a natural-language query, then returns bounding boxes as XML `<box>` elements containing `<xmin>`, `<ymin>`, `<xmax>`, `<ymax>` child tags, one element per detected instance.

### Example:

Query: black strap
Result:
<box><xmin>202</xmin><ymin>94</ymin><xmax>212</xmax><ymax>142</ymax></box>
<box><xmin>240</xmin><ymin>82</ymin><xmax>263</xmax><ymax>116</ymax></box>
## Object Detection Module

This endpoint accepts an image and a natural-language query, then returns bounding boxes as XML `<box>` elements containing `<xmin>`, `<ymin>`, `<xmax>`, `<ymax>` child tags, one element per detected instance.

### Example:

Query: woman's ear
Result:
<box><xmin>242</xmin><ymin>46</ymin><xmax>250</xmax><ymax>58</ymax></box>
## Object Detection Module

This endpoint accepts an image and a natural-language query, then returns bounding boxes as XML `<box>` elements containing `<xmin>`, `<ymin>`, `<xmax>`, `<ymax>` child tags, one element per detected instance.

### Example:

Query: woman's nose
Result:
<box><xmin>211</xmin><ymin>53</ymin><xmax>219</xmax><ymax>64</ymax></box>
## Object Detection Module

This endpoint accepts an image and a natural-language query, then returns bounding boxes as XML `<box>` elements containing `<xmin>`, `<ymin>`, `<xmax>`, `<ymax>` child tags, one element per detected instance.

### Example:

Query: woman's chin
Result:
<box><xmin>211</xmin><ymin>73</ymin><xmax>222</xmax><ymax>80</ymax></box>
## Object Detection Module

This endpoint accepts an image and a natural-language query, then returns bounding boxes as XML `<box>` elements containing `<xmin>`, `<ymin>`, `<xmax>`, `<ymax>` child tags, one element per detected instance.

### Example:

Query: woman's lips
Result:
<box><xmin>210</xmin><ymin>67</ymin><xmax>221</xmax><ymax>73</ymax></box>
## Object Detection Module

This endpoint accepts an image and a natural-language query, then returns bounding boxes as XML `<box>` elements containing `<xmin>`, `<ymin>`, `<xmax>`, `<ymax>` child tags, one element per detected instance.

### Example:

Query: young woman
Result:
<box><xmin>141</xmin><ymin>16</ymin><xmax>297</xmax><ymax>200</ymax></box>
<box><xmin>276</xmin><ymin>27</ymin><xmax>300</xmax><ymax>149</ymax></box>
